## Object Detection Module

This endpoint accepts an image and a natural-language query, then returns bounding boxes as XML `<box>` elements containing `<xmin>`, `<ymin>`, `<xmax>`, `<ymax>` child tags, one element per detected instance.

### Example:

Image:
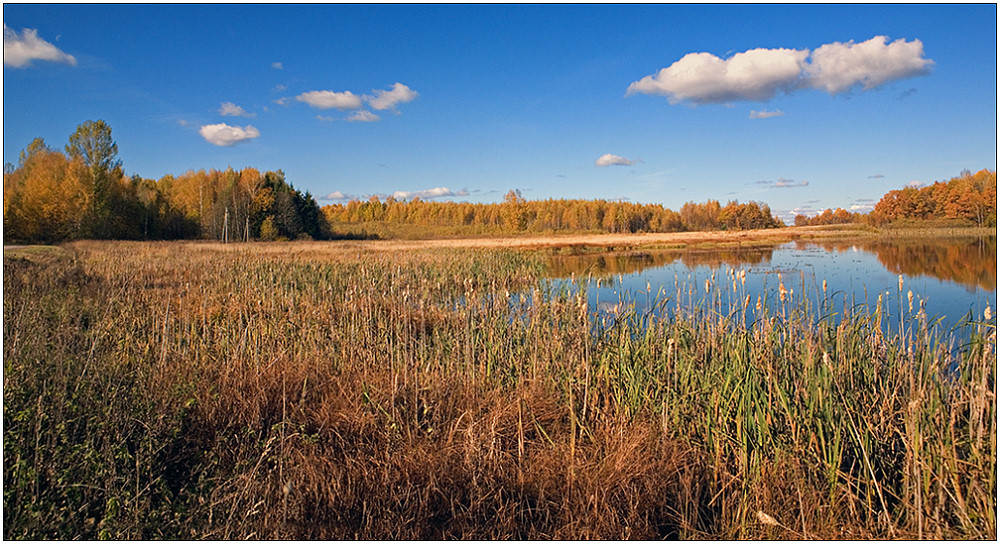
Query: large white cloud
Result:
<box><xmin>805</xmin><ymin>36</ymin><xmax>934</xmax><ymax>94</ymax></box>
<box><xmin>296</xmin><ymin>90</ymin><xmax>364</xmax><ymax>110</ymax></box>
<box><xmin>199</xmin><ymin>123</ymin><xmax>260</xmax><ymax>146</ymax></box>
<box><xmin>366</xmin><ymin>82</ymin><xmax>418</xmax><ymax>111</ymax></box>
<box><xmin>627</xmin><ymin>48</ymin><xmax>808</xmax><ymax>104</ymax></box>
<box><xmin>628</xmin><ymin>36</ymin><xmax>932</xmax><ymax>104</ymax></box>
<box><xmin>3</xmin><ymin>24</ymin><xmax>76</xmax><ymax>68</ymax></box>
<box><xmin>595</xmin><ymin>153</ymin><xmax>639</xmax><ymax>167</ymax></box>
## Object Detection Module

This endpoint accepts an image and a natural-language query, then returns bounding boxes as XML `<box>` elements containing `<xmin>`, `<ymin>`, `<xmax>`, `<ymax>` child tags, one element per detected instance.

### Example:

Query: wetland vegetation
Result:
<box><xmin>3</xmin><ymin>237</ymin><xmax>995</xmax><ymax>539</ymax></box>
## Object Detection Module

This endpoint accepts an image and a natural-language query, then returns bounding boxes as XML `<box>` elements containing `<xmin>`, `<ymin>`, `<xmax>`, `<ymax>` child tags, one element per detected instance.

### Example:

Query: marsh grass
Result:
<box><xmin>3</xmin><ymin>240</ymin><xmax>995</xmax><ymax>539</ymax></box>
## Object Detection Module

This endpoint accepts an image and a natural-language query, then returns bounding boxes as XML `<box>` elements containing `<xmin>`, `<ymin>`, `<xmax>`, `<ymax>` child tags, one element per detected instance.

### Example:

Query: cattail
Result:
<box><xmin>779</xmin><ymin>282</ymin><xmax>788</xmax><ymax>303</ymax></box>
<box><xmin>986</xmin><ymin>305</ymin><xmax>993</xmax><ymax>321</ymax></box>
<box><xmin>898</xmin><ymin>274</ymin><xmax>904</xmax><ymax>292</ymax></box>
<box><xmin>907</xmin><ymin>290</ymin><xmax>914</xmax><ymax>313</ymax></box>
<box><xmin>822</xmin><ymin>279</ymin><xmax>827</xmax><ymax>294</ymax></box>
<box><xmin>704</xmin><ymin>279</ymin><xmax>711</xmax><ymax>294</ymax></box>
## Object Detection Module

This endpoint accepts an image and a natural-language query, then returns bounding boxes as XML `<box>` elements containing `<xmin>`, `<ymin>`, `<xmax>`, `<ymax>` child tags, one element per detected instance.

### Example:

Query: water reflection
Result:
<box><xmin>796</xmin><ymin>237</ymin><xmax>996</xmax><ymax>292</ymax></box>
<box><xmin>547</xmin><ymin>236</ymin><xmax>996</xmax><ymax>292</ymax></box>
<box><xmin>544</xmin><ymin>236</ymin><xmax>996</xmax><ymax>329</ymax></box>
<box><xmin>547</xmin><ymin>247</ymin><xmax>774</xmax><ymax>279</ymax></box>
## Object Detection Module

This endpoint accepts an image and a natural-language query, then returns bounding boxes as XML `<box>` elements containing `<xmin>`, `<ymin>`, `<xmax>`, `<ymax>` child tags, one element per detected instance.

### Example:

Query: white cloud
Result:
<box><xmin>805</xmin><ymin>36</ymin><xmax>933</xmax><ymax>94</ymax></box>
<box><xmin>758</xmin><ymin>177</ymin><xmax>809</xmax><ymax>188</ymax></box>
<box><xmin>3</xmin><ymin>24</ymin><xmax>77</xmax><ymax>68</ymax></box>
<box><xmin>850</xmin><ymin>203</ymin><xmax>875</xmax><ymax>212</ymax></box>
<box><xmin>219</xmin><ymin>102</ymin><xmax>254</xmax><ymax>117</ymax></box>
<box><xmin>347</xmin><ymin>110</ymin><xmax>380</xmax><ymax>122</ymax></box>
<box><xmin>296</xmin><ymin>90</ymin><xmax>364</xmax><ymax>110</ymax></box>
<box><xmin>199</xmin><ymin>123</ymin><xmax>260</xmax><ymax>146</ymax></box>
<box><xmin>390</xmin><ymin>187</ymin><xmax>469</xmax><ymax>200</ymax></box>
<box><xmin>628</xmin><ymin>35</ymin><xmax>932</xmax><ymax>105</ymax></box>
<box><xmin>366</xmin><ymin>82</ymin><xmax>418</xmax><ymax>111</ymax></box>
<box><xmin>627</xmin><ymin>47</ymin><xmax>808</xmax><ymax>104</ymax></box>
<box><xmin>595</xmin><ymin>153</ymin><xmax>639</xmax><ymax>167</ymax></box>
<box><xmin>321</xmin><ymin>191</ymin><xmax>357</xmax><ymax>201</ymax></box>
<box><xmin>749</xmin><ymin>109</ymin><xmax>785</xmax><ymax>119</ymax></box>
<box><xmin>316</xmin><ymin>115</ymin><xmax>337</xmax><ymax>122</ymax></box>
<box><xmin>271</xmin><ymin>61</ymin><xmax>283</xmax><ymax>70</ymax></box>
<box><xmin>867</xmin><ymin>173</ymin><xmax>885</xmax><ymax>179</ymax></box>
<box><xmin>906</xmin><ymin>180</ymin><xmax>924</xmax><ymax>188</ymax></box>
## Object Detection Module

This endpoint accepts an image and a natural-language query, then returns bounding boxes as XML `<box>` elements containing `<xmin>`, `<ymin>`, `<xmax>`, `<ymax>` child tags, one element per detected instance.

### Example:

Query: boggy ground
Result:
<box><xmin>3</xmin><ymin>239</ymin><xmax>996</xmax><ymax>539</ymax></box>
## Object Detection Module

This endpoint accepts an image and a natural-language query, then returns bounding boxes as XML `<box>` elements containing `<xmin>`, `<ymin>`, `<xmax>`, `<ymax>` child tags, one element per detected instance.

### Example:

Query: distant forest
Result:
<box><xmin>3</xmin><ymin>120</ymin><xmax>996</xmax><ymax>243</ymax></box>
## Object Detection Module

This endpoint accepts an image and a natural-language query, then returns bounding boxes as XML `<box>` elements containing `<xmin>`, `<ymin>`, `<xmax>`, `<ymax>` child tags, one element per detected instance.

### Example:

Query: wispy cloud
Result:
<box><xmin>199</xmin><ymin>123</ymin><xmax>260</xmax><ymax>146</ymax></box>
<box><xmin>749</xmin><ymin>109</ymin><xmax>785</xmax><ymax>119</ymax></box>
<box><xmin>366</xmin><ymin>82</ymin><xmax>418</xmax><ymax>111</ymax></box>
<box><xmin>628</xmin><ymin>35</ymin><xmax>932</xmax><ymax>105</ymax></box>
<box><xmin>219</xmin><ymin>102</ymin><xmax>255</xmax><ymax>117</ymax></box>
<box><xmin>271</xmin><ymin>61</ymin><xmax>283</xmax><ymax>70</ymax></box>
<box><xmin>389</xmin><ymin>187</ymin><xmax>469</xmax><ymax>200</ymax></box>
<box><xmin>296</xmin><ymin>90</ymin><xmax>364</xmax><ymax>110</ymax></box>
<box><xmin>756</xmin><ymin>177</ymin><xmax>809</xmax><ymax>188</ymax></box>
<box><xmin>867</xmin><ymin>173</ymin><xmax>885</xmax><ymax>179</ymax></box>
<box><xmin>595</xmin><ymin>153</ymin><xmax>639</xmax><ymax>167</ymax></box>
<box><xmin>3</xmin><ymin>24</ymin><xmax>77</xmax><ymax>68</ymax></box>
<box><xmin>316</xmin><ymin>115</ymin><xmax>336</xmax><ymax>122</ymax></box>
<box><xmin>347</xmin><ymin>110</ymin><xmax>380</xmax><ymax>122</ymax></box>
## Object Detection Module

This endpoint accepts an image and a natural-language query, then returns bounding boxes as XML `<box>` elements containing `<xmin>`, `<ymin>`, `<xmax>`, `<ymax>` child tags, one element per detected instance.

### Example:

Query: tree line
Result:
<box><xmin>4</xmin><ymin>121</ymin><xmax>995</xmax><ymax>243</ymax></box>
<box><xmin>796</xmin><ymin>170</ymin><xmax>996</xmax><ymax>228</ymax></box>
<box><xmin>321</xmin><ymin>189</ymin><xmax>784</xmax><ymax>236</ymax></box>
<box><xmin>4</xmin><ymin>121</ymin><xmax>331</xmax><ymax>243</ymax></box>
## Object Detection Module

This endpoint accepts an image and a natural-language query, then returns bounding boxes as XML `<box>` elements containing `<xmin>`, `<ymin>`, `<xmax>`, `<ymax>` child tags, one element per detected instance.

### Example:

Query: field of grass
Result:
<box><xmin>3</xmin><ymin>239</ymin><xmax>996</xmax><ymax>539</ymax></box>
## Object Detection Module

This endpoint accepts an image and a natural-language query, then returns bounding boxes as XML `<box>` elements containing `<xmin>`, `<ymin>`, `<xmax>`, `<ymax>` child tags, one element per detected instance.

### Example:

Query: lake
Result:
<box><xmin>545</xmin><ymin>236</ymin><xmax>997</xmax><ymax>333</ymax></box>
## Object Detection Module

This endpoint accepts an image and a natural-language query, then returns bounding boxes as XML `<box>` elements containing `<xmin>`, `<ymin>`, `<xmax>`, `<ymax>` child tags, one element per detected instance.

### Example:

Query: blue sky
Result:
<box><xmin>4</xmin><ymin>4</ymin><xmax>997</xmax><ymax>222</ymax></box>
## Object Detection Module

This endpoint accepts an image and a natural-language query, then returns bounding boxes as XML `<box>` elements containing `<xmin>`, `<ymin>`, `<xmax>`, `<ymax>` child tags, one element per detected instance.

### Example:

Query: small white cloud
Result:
<box><xmin>366</xmin><ymin>82</ymin><xmax>418</xmax><ymax>111</ymax></box>
<box><xmin>347</xmin><ymin>110</ymin><xmax>380</xmax><ymax>122</ymax></box>
<box><xmin>390</xmin><ymin>187</ymin><xmax>469</xmax><ymax>200</ymax></box>
<box><xmin>906</xmin><ymin>180</ymin><xmax>924</xmax><ymax>189</ymax></box>
<box><xmin>805</xmin><ymin>36</ymin><xmax>933</xmax><ymax>94</ymax></box>
<box><xmin>199</xmin><ymin>123</ymin><xmax>260</xmax><ymax>146</ymax></box>
<box><xmin>774</xmin><ymin>178</ymin><xmax>809</xmax><ymax>188</ymax></box>
<box><xmin>316</xmin><ymin>115</ymin><xmax>337</xmax><ymax>122</ymax></box>
<box><xmin>321</xmin><ymin>191</ymin><xmax>357</xmax><ymax>201</ymax></box>
<box><xmin>296</xmin><ymin>90</ymin><xmax>364</xmax><ymax>110</ymax></box>
<box><xmin>273</xmin><ymin>84</ymin><xmax>287</xmax><ymax>93</ymax></box>
<box><xmin>274</xmin><ymin>96</ymin><xmax>290</xmax><ymax>106</ymax></box>
<box><xmin>850</xmin><ymin>203</ymin><xmax>875</xmax><ymax>212</ymax></box>
<box><xmin>219</xmin><ymin>102</ymin><xmax>255</xmax><ymax>117</ymax></box>
<box><xmin>758</xmin><ymin>177</ymin><xmax>809</xmax><ymax>188</ymax></box>
<box><xmin>271</xmin><ymin>61</ymin><xmax>283</xmax><ymax>70</ymax></box>
<box><xmin>177</xmin><ymin>119</ymin><xmax>189</xmax><ymax>126</ymax></box>
<box><xmin>595</xmin><ymin>153</ymin><xmax>638</xmax><ymax>167</ymax></box>
<box><xmin>3</xmin><ymin>24</ymin><xmax>77</xmax><ymax>68</ymax></box>
<box><xmin>749</xmin><ymin>109</ymin><xmax>785</xmax><ymax>119</ymax></box>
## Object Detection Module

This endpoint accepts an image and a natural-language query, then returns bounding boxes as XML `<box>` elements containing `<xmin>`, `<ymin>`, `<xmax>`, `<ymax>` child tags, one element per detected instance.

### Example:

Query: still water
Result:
<box><xmin>546</xmin><ymin>237</ymin><xmax>997</xmax><ymax>331</ymax></box>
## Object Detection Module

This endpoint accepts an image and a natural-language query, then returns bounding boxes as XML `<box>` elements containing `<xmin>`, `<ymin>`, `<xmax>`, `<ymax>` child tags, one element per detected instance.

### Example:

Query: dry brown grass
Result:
<box><xmin>4</xmin><ymin>239</ymin><xmax>995</xmax><ymax>539</ymax></box>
